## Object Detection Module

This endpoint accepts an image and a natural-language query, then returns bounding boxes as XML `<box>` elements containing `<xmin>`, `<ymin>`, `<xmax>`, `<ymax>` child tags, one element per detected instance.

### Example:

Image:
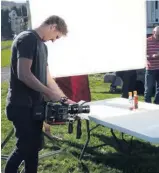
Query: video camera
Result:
<box><xmin>45</xmin><ymin>101</ymin><xmax>90</xmax><ymax>125</ymax></box>
<box><xmin>32</xmin><ymin>101</ymin><xmax>90</xmax><ymax>138</ymax></box>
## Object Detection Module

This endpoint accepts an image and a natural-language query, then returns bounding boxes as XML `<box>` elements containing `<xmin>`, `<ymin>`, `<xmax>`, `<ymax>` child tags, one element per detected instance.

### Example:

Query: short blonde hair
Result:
<box><xmin>43</xmin><ymin>15</ymin><xmax>68</xmax><ymax>36</ymax></box>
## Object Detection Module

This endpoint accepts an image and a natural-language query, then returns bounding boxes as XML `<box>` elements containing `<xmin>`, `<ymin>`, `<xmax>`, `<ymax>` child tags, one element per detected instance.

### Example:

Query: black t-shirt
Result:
<box><xmin>6</xmin><ymin>30</ymin><xmax>48</xmax><ymax>107</ymax></box>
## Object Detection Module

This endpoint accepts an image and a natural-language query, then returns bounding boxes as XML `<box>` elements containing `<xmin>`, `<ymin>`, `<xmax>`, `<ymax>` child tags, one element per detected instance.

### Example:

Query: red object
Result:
<box><xmin>133</xmin><ymin>95</ymin><xmax>138</xmax><ymax>109</ymax></box>
<box><xmin>147</xmin><ymin>36</ymin><xmax>159</xmax><ymax>70</ymax></box>
<box><xmin>55</xmin><ymin>75</ymin><xmax>91</xmax><ymax>102</ymax></box>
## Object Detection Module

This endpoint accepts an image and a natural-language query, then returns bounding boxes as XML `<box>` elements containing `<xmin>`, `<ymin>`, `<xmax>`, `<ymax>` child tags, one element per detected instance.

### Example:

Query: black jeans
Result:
<box><xmin>116</xmin><ymin>70</ymin><xmax>137</xmax><ymax>98</ymax></box>
<box><xmin>4</xmin><ymin>104</ymin><xmax>43</xmax><ymax>173</ymax></box>
<box><xmin>144</xmin><ymin>69</ymin><xmax>159</xmax><ymax>104</ymax></box>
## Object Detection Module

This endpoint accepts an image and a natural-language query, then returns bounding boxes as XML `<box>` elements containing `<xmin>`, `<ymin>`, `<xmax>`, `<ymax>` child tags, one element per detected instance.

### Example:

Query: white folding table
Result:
<box><xmin>79</xmin><ymin>98</ymin><xmax>159</xmax><ymax>159</ymax></box>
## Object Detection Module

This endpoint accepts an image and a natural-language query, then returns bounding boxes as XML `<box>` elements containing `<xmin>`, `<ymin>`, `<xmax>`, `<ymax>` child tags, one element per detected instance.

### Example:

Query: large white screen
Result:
<box><xmin>29</xmin><ymin>0</ymin><xmax>146</xmax><ymax>77</ymax></box>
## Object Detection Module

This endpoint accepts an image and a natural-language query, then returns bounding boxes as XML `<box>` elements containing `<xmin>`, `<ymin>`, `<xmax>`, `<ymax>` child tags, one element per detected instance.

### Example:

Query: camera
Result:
<box><xmin>32</xmin><ymin>101</ymin><xmax>90</xmax><ymax>139</ymax></box>
<box><xmin>45</xmin><ymin>102</ymin><xmax>90</xmax><ymax>125</ymax></box>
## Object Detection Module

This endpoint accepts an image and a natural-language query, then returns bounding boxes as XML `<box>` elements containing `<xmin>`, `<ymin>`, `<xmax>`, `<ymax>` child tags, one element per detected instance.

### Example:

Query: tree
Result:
<box><xmin>11</xmin><ymin>6</ymin><xmax>21</xmax><ymax>16</ymax></box>
<box><xmin>21</xmin><ymin>5</ymin><xmax>27</xmax><ymax>16</ymax></box>
<box><xmin>21</xmin><ymin>5</ymin><xmax>28</xmax><ymax>30</ymax></box>
<box><xmin>1</xmin><ymin>9</ymin><xmax>13</xmax><ymax>39</ymax></box>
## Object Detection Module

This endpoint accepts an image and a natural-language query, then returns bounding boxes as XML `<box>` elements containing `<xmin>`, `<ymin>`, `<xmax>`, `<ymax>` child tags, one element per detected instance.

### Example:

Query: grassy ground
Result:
<box><xmin>1</xmin><ymin>40</ymin><xmax>12</xmax><ymax>67</ymax></box>
<box><xmin>1</xmin><ymin>49</ymin><xmax>11</xmax><ymax>67</ymax></box>
<box><xmin>1</xmin><ymin>40</ymin><xmax>12</xmax><ymax>49</ymax></box>
<box><xmin>1</xmin><ymin>75</ymin><xmax>159</xmax><ymax>173</ymax></box>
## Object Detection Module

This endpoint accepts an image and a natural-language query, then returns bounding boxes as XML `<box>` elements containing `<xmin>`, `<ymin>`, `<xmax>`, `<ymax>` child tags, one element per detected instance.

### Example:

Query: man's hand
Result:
<box><xmin>44</xmin><ymin>93</ymin><xmax>76</xmax><ymax>104</ymax></box>
<box><xmin>152</xmin><ymin>53</ymin><xmax>159</xmax><ymax>58</ymax></box>
<box><xmin>44</xmin><ymin>92</ymin><xmax>60</xmax><ymax>102</ymax></box>
<box><xmin>65</xmin><ymin>99</ymin><xmax>76</xmax><ymax>104</ymax></box>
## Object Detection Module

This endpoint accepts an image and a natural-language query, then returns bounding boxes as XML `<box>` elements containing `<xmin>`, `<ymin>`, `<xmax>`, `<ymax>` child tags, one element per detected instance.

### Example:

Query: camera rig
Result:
<box><xmin>44</xmin><ymin>101</ymin><xmax>90</xmax><ymax>138</ymax></box>
<box><xmin>45</xmin><ymin>101</ymin><xmax>90</xmax><ymax>124</ymax></box>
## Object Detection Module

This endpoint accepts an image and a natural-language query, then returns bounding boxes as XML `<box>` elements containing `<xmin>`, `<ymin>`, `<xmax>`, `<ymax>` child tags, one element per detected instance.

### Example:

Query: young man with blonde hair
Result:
<box><xmin>5</xmin><ymin>15</ymin><xmax>75</xmax><ymax>173</ymax></box>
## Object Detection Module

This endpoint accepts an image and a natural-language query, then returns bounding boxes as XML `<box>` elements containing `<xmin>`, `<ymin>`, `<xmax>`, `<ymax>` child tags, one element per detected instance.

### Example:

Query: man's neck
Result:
<box><xmin>34</xmin><ymin>26</ymin><xmax>45</xmax><ymax>41</ymax></box>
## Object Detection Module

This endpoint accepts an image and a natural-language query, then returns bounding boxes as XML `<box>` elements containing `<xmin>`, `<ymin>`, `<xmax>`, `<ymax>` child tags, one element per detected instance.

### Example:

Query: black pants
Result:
<box><xmin>144</xmin><ymin>69</ymin><xmax>159</xmax><ymax>104</ymax></box>
<box><xmin>117</xmin><ymin>70</ymin><xmax>137</xmax><ymax>98</ymax></box>
<box><xmin>4</xmin><ymin>104</ymin><xmax>43</xmax><ymax>173</ymax></box>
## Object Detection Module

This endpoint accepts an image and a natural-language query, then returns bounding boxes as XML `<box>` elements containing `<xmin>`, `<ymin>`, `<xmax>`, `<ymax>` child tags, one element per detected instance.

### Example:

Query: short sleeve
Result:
<box><xmin>43</xmin><ymin>43</ymin><xmax>48</xmax><ymax>66</ymax></box>
<box><xmin>16</xmin><ymin>33</ymin><xmax>37</xmax><ymax>60</ymax></box>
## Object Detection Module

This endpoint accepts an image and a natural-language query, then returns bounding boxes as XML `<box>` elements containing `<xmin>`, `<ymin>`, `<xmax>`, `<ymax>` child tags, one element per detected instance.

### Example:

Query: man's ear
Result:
<box><xmin>50</xmin><ymin>24</ymin><xmax>57</xmax><ymax>31</ymax></box>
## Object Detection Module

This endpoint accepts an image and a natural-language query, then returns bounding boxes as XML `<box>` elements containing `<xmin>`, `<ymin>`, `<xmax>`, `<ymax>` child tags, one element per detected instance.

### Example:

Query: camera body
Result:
<box><xmin>45</xmin><ymin>102</ymin><xmax>90</xmax><ymax>125</ymax></box>
<box><xmin>32</xmin><ymin>101</ymin><xmax>90</xmax><ymax>125</ymax></box>
<box><xmin>45</xmin><ymin>102</ymin><xmax>69</xmax><ymax>125</ymax></box>
<box><xmin>32</xmin><ymin>101</ymin><xmax>90</xmax><ymax>138</ymax></box>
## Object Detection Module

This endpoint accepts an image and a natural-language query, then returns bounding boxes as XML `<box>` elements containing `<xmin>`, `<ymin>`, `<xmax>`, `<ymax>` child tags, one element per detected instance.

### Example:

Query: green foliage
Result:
<box><xmin>1</xmin><ymin>48</ymin><xmax>11</xmax><ymax>67</ymax></box>
<box><xmin>1</xmin><ymin>5</ymin><xmax>28</xmax><ymax>39</ymax></box>
<box><xmin>11</xmin><ymin>6</ymin><xmax>21</xmax><ymax>16</ymax></box>
<box><xmin>11</xmin><ymin>5</ymin><xmax>27</xmax><ymax>17</ymax></box>
<box><xmin>1</xmin><ymin>40</ymin><xmax>12</xmax><ymax>67</ymax></box>
<box><xmin>21</xmin><ymin>5</ymin><xmax>28</xmax><ymax>16</ymax></box>
<box><xmin>1</xmin><ymin>76</ymin><xmax>159</xmax><ymax>173</ymax></box>
<box><xmin>1</xmin><ymin>40</ymin><xmax>12</xmax><ymax>49</ymax></box>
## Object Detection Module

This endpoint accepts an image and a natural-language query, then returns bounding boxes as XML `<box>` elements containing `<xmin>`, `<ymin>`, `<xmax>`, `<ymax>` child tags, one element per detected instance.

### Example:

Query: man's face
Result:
<box><xmin>46</xmin><ymin>24</ymin><xmax>63</xmax><ymax>42</ymax></box>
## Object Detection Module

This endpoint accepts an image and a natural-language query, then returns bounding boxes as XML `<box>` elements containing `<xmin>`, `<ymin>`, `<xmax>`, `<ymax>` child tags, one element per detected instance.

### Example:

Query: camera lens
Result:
<box><xmin>68</xmin><ymin>104</ymin><xmax>90</xmax><ymax>114</ymax></box>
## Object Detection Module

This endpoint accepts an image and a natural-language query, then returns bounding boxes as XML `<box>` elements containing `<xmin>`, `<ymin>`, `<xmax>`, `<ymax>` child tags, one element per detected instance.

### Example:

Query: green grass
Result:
<box><xmin>1</xmin><ymin>48</ymin><xmax>11</xmax><ymax>67</ymax></box>
<box><xmin>1</xmin><ymin>41</ymin><xmax>12</xmax><ymax>67</ymax></box>
<box><xmin>1</xmin><ymin>40</ymin><xmax>12</xmax><ymax>49</ymax></box>
<box><xmin>1</xmin><ymin>75</ymin><xmax>159</xmax><ymax>173</ymax></box>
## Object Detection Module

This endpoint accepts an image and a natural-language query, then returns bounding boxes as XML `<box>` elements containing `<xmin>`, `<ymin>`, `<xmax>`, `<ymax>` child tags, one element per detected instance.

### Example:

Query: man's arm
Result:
<box><xmin>16</xmin><ymin>34</ymin><xmax>58</xmax><ymax>101</ymax></box>
<box><xmin>152</xmin><ymin>52</ymin><xmax>159</xmax><ymax>58</ymax></box>
<box><xmin>46</xmin><ymin>66</ymin><xmax>66</xmax><ymax>100</ymax></box>
<box><xmin>17</xmin><ymin>58</ymin><xmax>57</xmax><ymax>101</ymax></box>
<box><xmin>46</xmin><ymin>66</ymin><xmax>76</xmax><ymax>103</ymax></box>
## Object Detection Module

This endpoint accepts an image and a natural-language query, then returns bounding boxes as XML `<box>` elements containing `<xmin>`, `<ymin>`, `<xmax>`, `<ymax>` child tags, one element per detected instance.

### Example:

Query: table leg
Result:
<box><xmin>79</xmin><ymin>120</ymin><xmax>90</xmax><ymax>160</ymax></box>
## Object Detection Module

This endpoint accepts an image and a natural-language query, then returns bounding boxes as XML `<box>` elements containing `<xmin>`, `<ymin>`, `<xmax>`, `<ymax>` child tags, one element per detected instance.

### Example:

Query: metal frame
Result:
<box><xmin>79</xmin><ymin>120</ymin><xmax>133</xmax><ymax>160</ymax></box>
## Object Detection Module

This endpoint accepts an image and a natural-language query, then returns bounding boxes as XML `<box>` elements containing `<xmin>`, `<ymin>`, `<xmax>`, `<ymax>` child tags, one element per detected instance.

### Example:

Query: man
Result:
<box><xmin>5</xmin><ymin>15</ymin><xmax>75</xmax><ymax>173</ymax></box>
<box><xmin>145</xmin><ymin>26</ymin><xmax>159</xmax><ymax>104</ymax></box>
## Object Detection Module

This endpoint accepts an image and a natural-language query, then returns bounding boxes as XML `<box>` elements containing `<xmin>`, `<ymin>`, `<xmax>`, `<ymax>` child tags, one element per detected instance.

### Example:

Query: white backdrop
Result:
<box><xmin>29</xmin><ymin>0</ymin><xmax>146</xmax><ymax>77</ymax></box>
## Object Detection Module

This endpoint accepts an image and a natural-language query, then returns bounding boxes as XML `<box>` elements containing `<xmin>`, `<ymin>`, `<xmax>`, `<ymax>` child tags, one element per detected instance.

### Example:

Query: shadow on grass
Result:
<box><xmin>2</xmin><ymin>131</ymin><xmax>159</xmax><ymax>173</ymax></box>
<box><xmin>92</xmin><ymin>88</ymin><xmax>122</xmax><ymax>94</ymax></box>
<box><xmin>92</xmin><ymin>89</ymin><xmax>145</xmax><ymax>96</ymax></box>
<box><xmin>58</xmin><ymin>134</ymin><xmax>159</xmax><ymax>173</ymax></box>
